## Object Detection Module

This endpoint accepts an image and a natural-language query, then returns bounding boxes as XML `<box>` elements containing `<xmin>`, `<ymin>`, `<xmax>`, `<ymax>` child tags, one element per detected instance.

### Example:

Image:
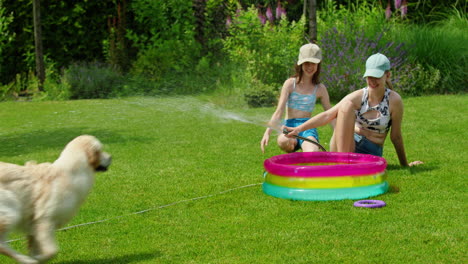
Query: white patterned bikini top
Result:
<box><xmin>355</xmin><ymin>87</ymin><xmax>391</xmax><ymax>134</ymax></box>
<box><xmin>287</xmin><ymin>79</ymin><xmax>318</xmax><ymax>113</ymax></box>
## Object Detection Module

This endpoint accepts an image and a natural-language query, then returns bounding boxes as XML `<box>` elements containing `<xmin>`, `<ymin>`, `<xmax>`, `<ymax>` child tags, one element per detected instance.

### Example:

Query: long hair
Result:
<box><xmin>293</xmin><ymin>62</ymin><xmax>321</xmax><ymax>85</ymax></box>
<box><xmin>385</xmin><ymin>71</ymin><xmax>393</xmax><ymax>90</ymax></box>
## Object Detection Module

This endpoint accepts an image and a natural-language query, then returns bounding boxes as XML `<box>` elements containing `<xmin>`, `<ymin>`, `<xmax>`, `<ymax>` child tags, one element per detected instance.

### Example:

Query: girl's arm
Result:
<box><xmin>317</xmin><ymin>84</ymin><xmax>336</xmax><ymax>129</ymax></box>
<box><xmin>285</xmin><ymin>103</ymin><xmax>339</xmax><ymax>137</ymax></box>
<box><xmin>389</xmin><ymin>95</ymin><xmax>408</xmax><ymax>166</ymax></box>
<box><xmin>389</xmin><ymin>92</ymin><xmax>423</xmax><ymax>167</ymax></box>
<box><xmin>261</xmin><ymin>78</ymin><xmax>293</xmax><ymax>153</ymax></box>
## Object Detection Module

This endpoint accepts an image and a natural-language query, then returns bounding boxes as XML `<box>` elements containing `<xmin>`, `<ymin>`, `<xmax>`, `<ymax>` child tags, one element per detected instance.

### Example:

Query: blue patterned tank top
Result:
<box><xmin>287</xmin><ymin>79</ymin><xmax>318</xmax><ymax>113</ymax></box>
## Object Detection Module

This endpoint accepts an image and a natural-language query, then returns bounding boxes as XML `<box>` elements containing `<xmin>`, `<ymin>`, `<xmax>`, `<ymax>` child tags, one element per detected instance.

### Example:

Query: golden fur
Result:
<box><xmin>0</xmin><ymin>135</ymin><xmax>111</xmax><ymax>264</ymax></box>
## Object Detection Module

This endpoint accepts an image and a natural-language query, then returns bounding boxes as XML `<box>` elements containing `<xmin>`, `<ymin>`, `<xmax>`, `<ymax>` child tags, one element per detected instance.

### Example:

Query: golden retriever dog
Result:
<box><xmin>0</xmin><ymin>135</ymin><xmax>111</xmax><ymax>264</ymax></box>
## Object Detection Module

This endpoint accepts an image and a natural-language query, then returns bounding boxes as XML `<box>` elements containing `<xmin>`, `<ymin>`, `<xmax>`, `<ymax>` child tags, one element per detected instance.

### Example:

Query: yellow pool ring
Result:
<box><xmin>264</xmin><ymin>171</ymin><xmax>387</xmax><ymax>189</ymax></box>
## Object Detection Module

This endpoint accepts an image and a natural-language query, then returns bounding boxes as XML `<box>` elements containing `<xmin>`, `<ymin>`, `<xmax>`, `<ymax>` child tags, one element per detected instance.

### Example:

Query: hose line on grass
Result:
<box><xmin>6</xmin><ymin>182</ymin><xmax>262</xmax><ymax>243</ymax></box>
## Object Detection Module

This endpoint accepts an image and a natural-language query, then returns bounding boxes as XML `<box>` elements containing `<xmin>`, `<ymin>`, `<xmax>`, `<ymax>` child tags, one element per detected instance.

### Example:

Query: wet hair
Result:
<box><xmin>293</xmin><ymin>62</ymin><xmax>321</xmax><ymax>85</ymax></box>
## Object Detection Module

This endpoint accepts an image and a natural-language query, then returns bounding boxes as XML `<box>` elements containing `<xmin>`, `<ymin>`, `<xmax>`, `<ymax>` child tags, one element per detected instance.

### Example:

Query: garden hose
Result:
<box><xmin>283</xmin><ymin>128</ymin><xmax>327</xmax><ymax>152</ymax></box>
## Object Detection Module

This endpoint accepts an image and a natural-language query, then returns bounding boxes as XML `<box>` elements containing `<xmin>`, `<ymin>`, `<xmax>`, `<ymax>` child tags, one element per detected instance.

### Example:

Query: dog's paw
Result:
<box><xmin>17</xmin><ymin>255</ymin><xmax>39</xmax><ymax>264</ymax></box>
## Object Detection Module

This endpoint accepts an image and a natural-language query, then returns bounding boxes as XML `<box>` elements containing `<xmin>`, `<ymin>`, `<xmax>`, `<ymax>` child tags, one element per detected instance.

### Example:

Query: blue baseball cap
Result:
<box><xmin>363</xmin><ymin>53</ymin><xmax>390</xmax><ymax>78</ymax></box>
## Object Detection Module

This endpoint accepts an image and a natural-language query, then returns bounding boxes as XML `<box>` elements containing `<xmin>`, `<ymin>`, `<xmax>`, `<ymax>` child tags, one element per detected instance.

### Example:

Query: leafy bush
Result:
<box><xmin>244</xmin><ymin>79</ymin><xmax>278</xmax><ymax>108</ymax></box>
<box><xmin>394</xmin><ymin>63</ymin><xmax>441</xmax><ymax>96</ymax></box>
<box><xmin>317</xmin><ymin>1</ymin><xmax>467</xmax><ymax>96</ymax></box>
<box><xmin>318</xmin><ymin>0</ymin><xmax>386</xmax><ymax>30</ymax></box>
<box><xmin>128</xmin><ymin>0</ymin><xmax>201</xmax><ymax>83</ymax></box>
<box><xmin>223</xmin><ymin>6</ymin><xmax>305</xmax><ymax>89</ymax></box>
<box><xmin>34</xmin><ymin>64</ymin><xmax>72</xmax><ymax>101</ymax></box>
<box><xmin>64</xmin><ymin>63</ymin><xmax>125</xmax><ymax>99</ymax></box>
<box><xmin>319</xmin><ymin>24</ymin><xmax>411</xmax><ymax>100</ymax></box>
<box><xmin>0</xmin><ymin>3</ymin><xmax>14</xmax><ymax>84</ymax></box>
<box><xmin>130</xmin><ymin>38</ymin><xmax>200</xmax><ymax>82</ymax></box>
<box><xmin>0</xmin><ymin>70</ymin><xmax>43</xmax><ymax>101</ymax></box>
<box><xmin>388</xmin><ymin>16</ymin><xmax>467</xmax><ymax>94</ymax></box>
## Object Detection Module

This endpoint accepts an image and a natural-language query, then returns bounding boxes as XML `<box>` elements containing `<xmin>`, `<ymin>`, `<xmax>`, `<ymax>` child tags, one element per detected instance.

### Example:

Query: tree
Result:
<box><xmin>308</xmin><ymin>0</ymin><xmax>317</xmax><ymax>42</ymax></box>
<box><xmin>302</xmin><ymin>0</ymin><xmax>317</xmax><ymax>42</ymax></box>
<box><xmin>33</xmin><ymin>0</ymin><xmax>45</xmax><ymax>91</ymax></box>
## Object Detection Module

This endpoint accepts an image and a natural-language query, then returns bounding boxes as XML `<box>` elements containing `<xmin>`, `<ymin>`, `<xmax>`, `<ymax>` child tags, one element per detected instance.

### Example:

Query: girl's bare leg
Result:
<box><xmin>330</xmin><ymin>133</ymin><xmax>337</xmax><ymax>152</ymax></box>
<box><xmin>277</xmin><ymin>134</ymin><xmax>297</xmax><ymax>153</ymax></box>
<box><xmin>333</xmin><ymin>100</ymin><xmax>356</xmax><ymax>152</ymax></box>
<box><xmin>301</xmin><ymin>137</ymin><xmax>320</xmax><ymax>152</ymax></box>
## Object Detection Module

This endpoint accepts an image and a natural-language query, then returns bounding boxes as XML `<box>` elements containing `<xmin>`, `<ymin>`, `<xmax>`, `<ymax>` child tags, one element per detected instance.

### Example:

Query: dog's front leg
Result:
<box><xmin>0</xmin><ymin>240</ymin><xmax>38</xmax><ymax>264</ymax></box>
<box><xmin>31</xmin><ymin>220</ymin><xmax>58</xmax><ymax>263</ymax></box>
<box><xmin>28</xmin><ymin>235</ymin><xmax>40</xmax><ymax>258</ymax></box>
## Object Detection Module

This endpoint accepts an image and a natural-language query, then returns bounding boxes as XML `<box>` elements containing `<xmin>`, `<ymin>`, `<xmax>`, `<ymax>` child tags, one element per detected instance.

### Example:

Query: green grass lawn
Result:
<box><xmin>0</xmin><ymin>95</ymin><xmax>466</xmax><ymax>263</ymax></box>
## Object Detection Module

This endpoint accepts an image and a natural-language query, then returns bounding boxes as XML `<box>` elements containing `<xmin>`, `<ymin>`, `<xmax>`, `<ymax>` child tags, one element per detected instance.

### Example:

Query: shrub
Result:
<box><xmin>388</xmin><ymin>19</ymin><xmax>467</xmax><ymax>94</ymax></box>
<box><xmin>128</xmin><ymin>0</ymin><xmax>201</xmax><ymax>83</ymax></box>
<box><xmin>244</xmin><ymin>79</ymin><xmax>278</xmax><ymax>108</ymax></box>
<box><xmin>64</xmin><ymin>62</ymin><xmax>125</xmax><ymax>99</ymax></box>
<box><xmin>0</xmin><ymin>61</ymin><xmax>73</xmax><ymax>101</ymax></box>
<box><xmin>35</xmin><ymin>64</ymin><xmax>72</xmax><ymax>101</ymax></box>
<box><xmin>0</xmin><ymin>3</ymin><xmax>15</xmax><ymax>85</ymax></box>
<box><xmin>223</xmin><ymin>6</ymin><xmax>305</xmax><ymax>89</ymax></box>
<box><xmin>394</xmin><ymin>63</ymin><xmax>441</xmax><ymax>96</ymax></box>
<box><xmin>0</xmin><ymin>71</ymin><xmax>39</xmax><ymax>101</ymax></box>
<box><xmin>319</xmin><ymin>24</ymin><xmax>411</xmax><ymax>100</ymax></box>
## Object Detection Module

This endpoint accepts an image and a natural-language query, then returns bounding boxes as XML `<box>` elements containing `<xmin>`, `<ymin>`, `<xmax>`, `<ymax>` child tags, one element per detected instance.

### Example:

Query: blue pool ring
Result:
<box><xmin>262</xmin><ymin>182</ymin><xmax>389</xmax><ymax>201</ymax></box>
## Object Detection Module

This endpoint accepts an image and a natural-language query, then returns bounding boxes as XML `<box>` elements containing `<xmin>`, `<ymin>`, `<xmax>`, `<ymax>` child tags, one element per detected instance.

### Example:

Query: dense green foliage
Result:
<box><xmin>223</xmin><ymin>6</ymin><xmax>305</xmax><ymax>106</ymax></box>
<box><xmin>0</xmin><ymin>0</ymin><xmax>115</xmax><ymax>84</ymax></box>
<box><xmin>0</xmin><ymin>0</ymin><xmax>466</xmax><ymax>102</ymax></box>
<box><xmin>0</xmin><ymin>95</ymin><xmax>465</xmax><ymax>263</ymax></box>
<box><xmin>128</xmin><ymin>0</ymin><xmax>200</xmax><ymax>80</ymax></box>
<box><xmin>389</xmin><ymin>14</ymin><xmax>468</xmax><ymax>94</ymax></box>
<box><xmin>315</xmin><ymin>1</ymin><xmax>467</xmax><ymax>98</ymax></box>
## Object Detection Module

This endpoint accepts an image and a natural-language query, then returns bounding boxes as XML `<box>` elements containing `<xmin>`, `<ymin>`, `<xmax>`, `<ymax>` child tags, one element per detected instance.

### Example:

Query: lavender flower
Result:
<box><xmin>385</xmin><ymin>3</ymin><xmax>392</xmax><ymax>20</ymax></box>
<box><xmin>258</xmin><ymin>11</ymin><xmax>266</xmax><ymax>25</ymax></box>
<box><xmin>235</xmin><ymin>8</ymin><xmax>242</xmax><ymax>18</ymax></box>
<box><xmin>266</xmin><ymin>6</ymin><xmax>274</xmax><ymax>23</ymax></box>
<box><xmin>226</xmin><ymin>16</ymin><xmax>232</xmax><ymax>27</ymax></box>
<box><xmin>275</xmin><ymin>1</ymin><xmax>286</xmax><ymax>19</ymax></box>
<box><xmin>276</xmin><ymin>1</ymin><xmax>282</xmax><ymax>20</ymax></box>
<box><xmin>394</xmin><ymin>0</ymin><xmax>401</xmax><ymax>9</ymax></box>
<box><xmin>401</xmin><ymin>0</ymin><xmax>408</xmax><ymax>18</ymax></box>
<box><xmin>319</xmin><ymin>24</ymin><xmax>410</xmax><ymax>100</ymax></box>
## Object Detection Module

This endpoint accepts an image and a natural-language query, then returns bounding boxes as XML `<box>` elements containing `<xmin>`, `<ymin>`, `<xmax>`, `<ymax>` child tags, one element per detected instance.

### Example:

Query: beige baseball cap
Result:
<box><xmin>297</xmin><ymin>43</ymin><xmax>322</xmax><ymax>65</ymax></box>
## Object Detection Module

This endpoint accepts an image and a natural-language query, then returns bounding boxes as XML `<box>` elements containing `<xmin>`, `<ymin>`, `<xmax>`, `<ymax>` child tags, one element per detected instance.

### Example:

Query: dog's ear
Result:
<box><xmin>87</xmin><ymin>148</ymin><xmax>101</xmax><ymax>169</ymax></box>
<box><xmin>83</xmin><ymin>138</ymin><xmax>102</xmax><ymax>170</ymax></box>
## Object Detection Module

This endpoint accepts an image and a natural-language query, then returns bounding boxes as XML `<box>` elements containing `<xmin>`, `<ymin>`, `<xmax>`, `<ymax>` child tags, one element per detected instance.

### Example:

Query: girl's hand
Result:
<box><xmin>282</xmin><ymin>126</ymin><xmax>298</xmax><ymax>138</ymax></box>
<box><xmin>260</xmin><ymin>133</ymin><xmax>270</xmax><ymax>153</ymax></box>
<box><xmin>409</xmin><ymin>161</ymin><xmax>424</xmax><ymax>167</ymax></box>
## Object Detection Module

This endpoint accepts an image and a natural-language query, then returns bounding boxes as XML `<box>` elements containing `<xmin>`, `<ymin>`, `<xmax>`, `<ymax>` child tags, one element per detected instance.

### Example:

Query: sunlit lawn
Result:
<box><xmin>0</xmin><ymin>94</ymin><xmax>466</xmax><ymax>263</ymax></box>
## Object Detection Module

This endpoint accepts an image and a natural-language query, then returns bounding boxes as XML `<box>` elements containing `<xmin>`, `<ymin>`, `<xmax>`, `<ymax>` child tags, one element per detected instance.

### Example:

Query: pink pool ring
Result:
<box><xmin>263</xmin><ymin>152</ymin><xmax>389</xmax><ymax>201</ymax></box>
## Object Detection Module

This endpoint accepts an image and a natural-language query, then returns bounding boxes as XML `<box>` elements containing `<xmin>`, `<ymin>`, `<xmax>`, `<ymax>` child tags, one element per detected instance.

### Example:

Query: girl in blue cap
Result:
<box><xmin>261</xmin><ymin>43</ymin><xmax>335</xmax><ymax>153</ymax></box>
<box><xmin>283</xmin><ymin>53</ymin><xmax>422</xmax><ymax>166</ymax></box>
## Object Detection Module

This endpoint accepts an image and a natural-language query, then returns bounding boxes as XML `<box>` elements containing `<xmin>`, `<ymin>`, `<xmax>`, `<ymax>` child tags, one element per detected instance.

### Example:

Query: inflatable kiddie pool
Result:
<box><xmin>262</xmin><ymin>152</ymin><xmax>388</xmax><ymax>201</ymax></box>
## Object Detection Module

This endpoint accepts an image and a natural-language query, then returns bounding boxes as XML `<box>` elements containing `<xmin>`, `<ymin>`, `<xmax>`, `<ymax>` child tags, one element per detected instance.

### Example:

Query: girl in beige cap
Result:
<box><xmin>283</xmin><ymin>53</ymin><xmax>422</xmax><ymax>166</ymax></box>
<box><xmin>261</xmin><ymin>43</ymin><xmax>335</xmax><ymax>153</ymax></box>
